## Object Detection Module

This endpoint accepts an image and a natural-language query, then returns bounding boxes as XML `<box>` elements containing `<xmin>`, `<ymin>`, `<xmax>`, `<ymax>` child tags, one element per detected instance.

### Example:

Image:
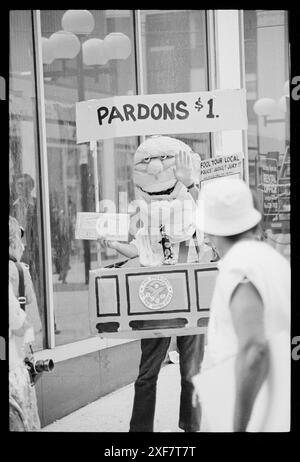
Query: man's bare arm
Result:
<box><xmin>230</xmin><ymin>281</ymin><xmax>269</xmax><ymax>431</ymax></box>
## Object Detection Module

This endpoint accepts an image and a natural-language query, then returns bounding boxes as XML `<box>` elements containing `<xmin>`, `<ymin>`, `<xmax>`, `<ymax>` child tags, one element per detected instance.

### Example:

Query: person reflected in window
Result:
<box><xmin>12</xmin><ymin>173</ymin><xmax>36</xmax><ymax>227</ymax></box>
<box><xmin>12</xmin><ymin>174</ymin><xmax>37</xmax><ymax>265</ymax></box>
<box><xmin>11</xmin><ymin>173</ymin><xmax>43</xmax><ymax>331</ymax></box>
<box><xmin>50</xmin><ymin>202</ymin><xmax>72</xmax><ymax>284</ymax></box>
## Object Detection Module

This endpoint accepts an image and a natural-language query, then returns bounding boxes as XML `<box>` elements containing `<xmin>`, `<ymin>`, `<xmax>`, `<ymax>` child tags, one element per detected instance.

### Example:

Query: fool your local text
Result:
<box><xmin>201</xmin><ymin>154</ymin><xmax>241</xmax><ymax>176</ymax></box>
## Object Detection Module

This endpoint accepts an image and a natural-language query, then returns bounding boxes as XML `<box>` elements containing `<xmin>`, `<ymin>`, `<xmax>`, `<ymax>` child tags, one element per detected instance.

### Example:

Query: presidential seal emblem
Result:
<box><xmin>139</xmin><ymin>275</ymin><xmax>173</xmax><ymax>310</ymax></box>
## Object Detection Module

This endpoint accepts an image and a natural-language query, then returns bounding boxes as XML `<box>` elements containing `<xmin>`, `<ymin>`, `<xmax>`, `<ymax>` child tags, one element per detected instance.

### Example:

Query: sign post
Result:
<box><xmin>90</xmin><ymin>140</ymin><xmax>102</xmax><ymax>267</ymax></box>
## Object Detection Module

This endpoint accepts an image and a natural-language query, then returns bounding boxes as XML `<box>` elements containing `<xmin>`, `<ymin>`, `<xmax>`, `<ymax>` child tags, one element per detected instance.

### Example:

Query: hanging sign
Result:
<box><xmin>261</xmin><ymin>156</ymin><xmax>279</xmax><ymax>216</ymax></box>
<box><xmin>200</xmin><ymin>152</ymin><xmax>244</xmax><ymax>184</ymax></box>
<box><xmin>76</xmin><ymin>89</ymin><xmax>247</xmax><ymax>143</ymax></box>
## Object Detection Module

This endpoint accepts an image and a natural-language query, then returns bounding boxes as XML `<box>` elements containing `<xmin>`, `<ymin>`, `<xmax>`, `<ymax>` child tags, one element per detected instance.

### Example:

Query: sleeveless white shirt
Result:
<box><xmin>207</xmin><ymin>240</ymin><xmax>290</xmax><ymax>363</ymax></box>
<box><xmin>194</xmin><ymin>240</ymin><xmax>291</xmax><ymax>432</ymax></box>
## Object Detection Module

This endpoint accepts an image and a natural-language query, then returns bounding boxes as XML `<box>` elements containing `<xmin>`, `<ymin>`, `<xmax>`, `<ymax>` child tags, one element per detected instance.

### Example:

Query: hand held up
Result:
<box><xmin>174</xmin><ymin>150</ymin><xmax>194</xmax><ymax>188</ymax></box>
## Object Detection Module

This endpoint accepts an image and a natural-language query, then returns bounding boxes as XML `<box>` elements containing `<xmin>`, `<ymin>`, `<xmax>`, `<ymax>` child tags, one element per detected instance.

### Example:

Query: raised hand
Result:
<box><xmin>174</xmin><ymin>150</ymin><xmax>194</xmax><ymax>188</ymax></box>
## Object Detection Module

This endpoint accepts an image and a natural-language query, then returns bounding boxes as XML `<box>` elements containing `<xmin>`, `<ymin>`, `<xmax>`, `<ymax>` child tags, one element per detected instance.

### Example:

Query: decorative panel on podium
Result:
<box><xmin>89</xmin><ymin>262</ymin><xmax>218</xmax><ymax>339</ymax></box>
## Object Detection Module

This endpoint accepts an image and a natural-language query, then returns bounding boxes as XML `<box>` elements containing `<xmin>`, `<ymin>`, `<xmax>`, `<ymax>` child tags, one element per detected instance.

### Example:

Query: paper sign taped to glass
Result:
<box><xmin>75</xmin><ymin>212</ymin><xmax>130</xmax><ymax>241</ymax></box>
<box><xmin>200</xmin><ymin>152</ymin><xmax>244</xmax><ymax>184</ymax></box>
<box><xmin>76</xmin><ymin>89</ymin><xmax>247</xmax><ymax>142</ymax></box>
<box><xmin>88</xmin><ymin>261</ymin><xmax>218</xmax><ymax>339</ymax></box>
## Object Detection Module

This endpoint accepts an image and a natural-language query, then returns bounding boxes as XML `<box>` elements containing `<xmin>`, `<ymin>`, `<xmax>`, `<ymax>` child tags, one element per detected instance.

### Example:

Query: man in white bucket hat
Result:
<box><xmin>192</xmin><ymin>176</ymin><xmax>290</xmax><ymax>432</ymax></box>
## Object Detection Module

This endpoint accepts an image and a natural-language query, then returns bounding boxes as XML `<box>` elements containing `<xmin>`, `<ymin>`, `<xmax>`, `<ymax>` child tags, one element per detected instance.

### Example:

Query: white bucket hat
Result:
<box><xmin>198</xmin><ymin>177</ymin><xmax>262</xmax><ymax>236</ymax></box>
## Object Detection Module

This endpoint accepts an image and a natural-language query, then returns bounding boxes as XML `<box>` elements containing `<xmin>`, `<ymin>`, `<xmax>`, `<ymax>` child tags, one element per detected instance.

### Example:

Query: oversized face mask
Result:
<box><xmin>133</xmin><ymin>135</ymin><xmax>197</xmax><ymax>202</ymax></box>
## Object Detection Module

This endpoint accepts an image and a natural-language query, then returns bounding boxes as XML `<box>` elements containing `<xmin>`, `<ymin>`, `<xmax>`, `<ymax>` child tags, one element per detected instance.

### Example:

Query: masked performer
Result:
<box><xmin>100</xmin><ymin>135</ymin><xmax>213</xmax><ymax>432</ymax></box>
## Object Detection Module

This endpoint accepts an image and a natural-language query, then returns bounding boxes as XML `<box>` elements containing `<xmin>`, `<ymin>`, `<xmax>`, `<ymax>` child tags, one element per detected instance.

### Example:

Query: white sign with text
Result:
<box><xmin>76</xmin><ymin>89</ymin><xmax>247</xmax><ymax>143</ymax></box>
<box><xmin>75</xmin><ymin>212</ymin><xmax>130</xmax><ymax>241</ymax></box>
<box><xmin>200</xmin><ymin>152</ymin><xmax>244</xmax><ymax>184</ymax></box>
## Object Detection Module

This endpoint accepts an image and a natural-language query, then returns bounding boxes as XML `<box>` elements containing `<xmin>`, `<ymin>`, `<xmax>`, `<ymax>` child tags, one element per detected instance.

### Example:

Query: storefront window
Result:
<box><xmin>140</xmin><ymin>10</ymin><xmax>211</xmax><ymax>160</ymax></box>
<box><xmin>9</xmin><ymin>10</ymin><xmax>47</xmax><ymax>351</ymax></box>
<box><xmin>38</xmin><ymin>9</ymin><xmax>212</xmax><ymax>347</ymax></box>
<box><xmin>244</xmin><ymin>10</ymin><xmax>290</xmax><ymax>259</ymax></box>
<box><xmin>40</xmin><ymin>10</ymin><xmax>138</xmax><ymax>345</ymax></box>
<box><xmin>12</xmin><ymin>10</ymin><xmax>287</xmax><ymax>350</ymax></box>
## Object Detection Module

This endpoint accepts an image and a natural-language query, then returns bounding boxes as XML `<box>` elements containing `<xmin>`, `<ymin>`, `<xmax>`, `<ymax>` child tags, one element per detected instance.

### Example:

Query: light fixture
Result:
<box><xmin>43</xmin><ymin>10</ymin><xmax>131</xmax><ymax>67</ymax></box>
<box><xmin>253</xmin><ymin>93</ymin><xmax>289</xmax><ymax>127</ymax></box>
<box><xmin>43</xmin><ymin>10</ymin><xmax>132</xmax><ymax>75</ymax></box>
<box><xmin>104</xmin><ymin>32</ymin><xmax>131</xmax><ymax>60</ymax></box>
<box><xmin>82</xmin><ymin>38</ymin><xmax>108</xmax><ymax>66</ymax></box>
<box><xmin>253</xmin><ymin>98</ymin><xmax>277</xmax><ymax>117</ymax></box>
<box><xmin>62</xmin><ymin>10</ymin><xmax>95</xmax><ymax>35</ymax></box>
<box><xmin>49</xmin><ymin>30</ymin><xmax>81</xmax><ymax>59</ymax></box>
<box><xmin>42</xmin><ymin>37</ymin><xmax>55</xmax><ymax>64</ymax></box>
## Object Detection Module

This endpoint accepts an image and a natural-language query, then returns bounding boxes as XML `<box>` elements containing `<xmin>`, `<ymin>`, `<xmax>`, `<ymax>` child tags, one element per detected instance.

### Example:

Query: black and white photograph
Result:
<box><xmin>4</xmin><ymin>7</ymin><xmax>300</xmax><ymax>445</ymax></box>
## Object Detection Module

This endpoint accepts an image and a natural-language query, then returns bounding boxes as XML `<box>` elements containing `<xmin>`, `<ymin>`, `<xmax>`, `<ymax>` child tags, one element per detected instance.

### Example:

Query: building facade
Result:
<box><xmin>9</xmin><ymin>10</ymin><xmax>290</xmax><ymax>426</ymax></box>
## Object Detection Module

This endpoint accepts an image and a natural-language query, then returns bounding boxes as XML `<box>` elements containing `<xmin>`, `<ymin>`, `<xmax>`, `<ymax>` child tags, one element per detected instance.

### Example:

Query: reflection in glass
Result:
<box><xmin>9</xmin><ymin>10</ymin><xmax>46</xmax><ymax>350</ymax></box>
<box><xmin>41</xmin><ymin>10</ymin><xmax>138</xmax><ymax>345</ymax></box>
<box><xmin>244</xmin><ymin>10</ymin><xmax>290</xmax><ymax>260</ymax></box>
<box><xmin>40</xmin><ymin>10</ymin><xmax>212</xmax><ymax>346</ymax></box>
<box><xmin>140</xmin><ymin>10</ymin><xmax>211</xmax><ymax>161</ymax></box>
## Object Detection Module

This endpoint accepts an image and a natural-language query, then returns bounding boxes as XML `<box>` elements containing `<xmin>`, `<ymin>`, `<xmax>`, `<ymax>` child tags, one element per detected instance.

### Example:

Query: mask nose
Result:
<box><xmin>147</xmin><ymin>158</ymin><xmax>163</xmax><ymax>176</ymax></box>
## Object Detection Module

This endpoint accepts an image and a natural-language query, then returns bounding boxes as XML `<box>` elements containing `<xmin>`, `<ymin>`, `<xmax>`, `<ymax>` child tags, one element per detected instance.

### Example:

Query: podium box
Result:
<box><xmin>89</xmin><ymin>262</ymin><xmax>218</xmax><ymax>339</ymax></box>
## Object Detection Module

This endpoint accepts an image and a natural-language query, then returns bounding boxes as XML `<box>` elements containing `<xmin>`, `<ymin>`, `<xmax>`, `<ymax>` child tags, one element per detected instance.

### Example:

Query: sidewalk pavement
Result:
<box><xmin>41</xmin><ymin>362</ymin><xmax>184</xmax><ymax>433</ymax></box>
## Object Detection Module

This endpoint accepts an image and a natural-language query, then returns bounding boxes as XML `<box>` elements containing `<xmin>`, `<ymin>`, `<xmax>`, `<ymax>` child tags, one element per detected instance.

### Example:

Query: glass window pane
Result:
<box><xmin>140</xmin><ymin>10</ymin><xmax>211</xmax><ymax>160</ymax></box>
<box><xmin>244</xmin><ymin>10</ymin><xmax>290</xmax><ymax>260</ymax></box>
<box><xmin>40</xmin><ymin>10</ymin><xmax>138</xmax><ymax>345</ymax></box>
<box><xmin>9</xmin><ymin>10</ymin><xmax>47</xmax><ymax>351</ymax></box>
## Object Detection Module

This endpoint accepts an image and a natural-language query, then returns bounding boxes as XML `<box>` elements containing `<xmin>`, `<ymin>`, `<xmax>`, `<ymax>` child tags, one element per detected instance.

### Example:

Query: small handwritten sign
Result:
<box><xmin>75</xmin><ymin>212</ymin><xmax>130</xmax><ymax>241</ymax></box>
<box><xmin>200</xmin><ymin>152</ymin><xmax>244</xmax><ymax>184</ymax></box>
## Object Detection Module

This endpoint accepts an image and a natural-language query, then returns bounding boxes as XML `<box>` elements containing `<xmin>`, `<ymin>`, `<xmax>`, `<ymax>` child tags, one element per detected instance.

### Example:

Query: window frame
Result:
<box><xmin>33</xmin><ymin>10</ymin><xmax>56</xmax><ymax>348</ymax></box>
